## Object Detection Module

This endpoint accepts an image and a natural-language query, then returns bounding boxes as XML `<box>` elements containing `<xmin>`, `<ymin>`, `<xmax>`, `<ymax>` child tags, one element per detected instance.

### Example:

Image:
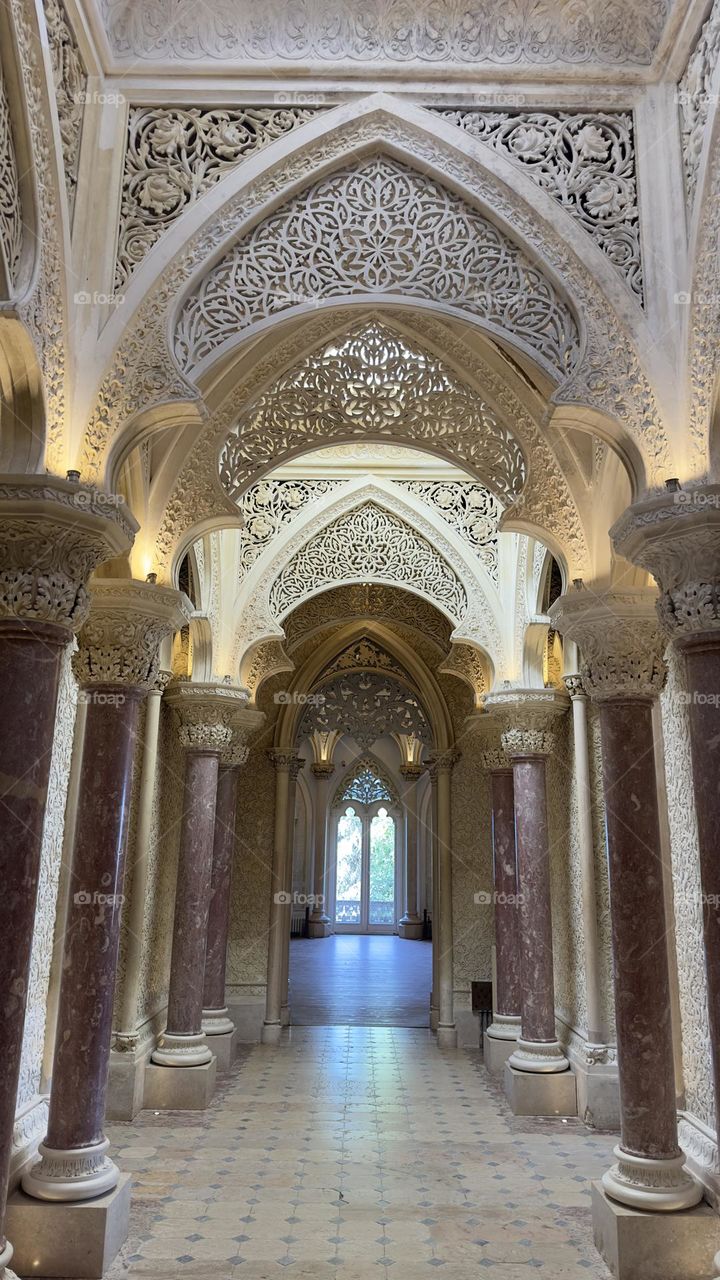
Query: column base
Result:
<box><xmin>508</xmin><ymin>1036</ymin><xmax>569</xmax><ymax>1073</ymax></box>
<box><xmin>22</xmin><ymin>1138</ymin><xmax>119</xmax><ymax>1202</ymax></box>
<box><xmin>262</xmin><ymin>1020</ymin><xmax>283</xmax><ymax>1045</ymax></box>
<box><xmin>571</xmin><ymin>1052</ymin><xmax>620</xmax><ymax>1130</ymax></box>
<box><xmin>602</xmin><ymin>1145</ymin><xmax>703</xmax><ymax>1212</ymax></box>
<box><xmin>436</xmin><ymin>1022</ymin><xmax>457</xmax><ymax>1048</ymax></box>
<box><xmin>486</xmin><ymin>1013</ymin><xmax>522</xmax><ymax>1041</ymax></box>
<box><xmin>203</xmin><ymin>1027</ymin><xmax>237</xmax><ymax>1071</ymax></box>
<box><xmin>151</xmin><ymin>1030</ymin><xmax>213</xmax><ymax>1067</ymax></box>
<box><xmin>202</xmin><ymin>1007</ymin><xmax>235</xmax><ymax>1036</ymax></box>
<box><xmin>307</xmin><ymin>918</ymin><xmax>332</xmax><ymax>938</ymax></box>
<box><xmin>6</xmin><ymin>1172</ymin><xmax>131</xmax><ymax>1278</ymax></box>
<box><xmin>484</xmin><ymin>1029</ymin><xmax>518</xmax><ymax>1074</ymax></box>
<box><xmin>0</xmin><ymin>1240</ymin><xmax>13</xmax><ymax>1271</ymax></box>
<box><xmin>143</xmin><ymin>1058</ymin><xmax>217</xmax><ymax>1110</ymax></box>
<box><xmin>592</xmin><ymin>1182</ymin><xmax>718</xmax><ymax>1279</ymax></box>
<box><xmin>504</xmin><ymin>1062</ymin><xmax>578</xmax><ymax>1117</ymax></box>
<box><xmin>398</xmin><ymin>915</ymin><xmax>424</xmax><ymax>940</ymax></box>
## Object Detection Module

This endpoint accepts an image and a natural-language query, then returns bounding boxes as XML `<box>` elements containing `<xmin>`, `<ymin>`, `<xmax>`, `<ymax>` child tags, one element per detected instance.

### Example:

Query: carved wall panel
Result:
<box><xmin>299</xmin><ymin>669</ymin><xmax>431</xmax><ymax>747</ymax></box>
<box><xmin>268</xmin><ymin>501</ymin><xmax>468</xmax><ymax>622</ymax></box>
<box><xmin>116</xmin><ymin>105</ymin><xmax>321</xmax><ymax>288</ymax></box>
<box><xmin>399</xmin><ymin>481</ymin><xmax>501</xmax><ymax>581</ymax></box>
<box><xmin>678</xmin><ymin>0</ymin><xmax>720</xmax><ymax>210</ymax></box>
<box><xmin>0</xmin><ymin>55</ymin><xmax>22</xmax><ymax>289</ymax></box>
<box><xmin>219</xmin><ymin>321</ymin><xmax>527</xmax><ymax>506</ymax></box>
<box><xmin>434</xmin><ymin>109</ymin><xmax>641</xmax><ymax>300</ymax></box>
<box><xmin>237</xmin><ymin>480</ymin><xmax>342</xmax><ymax>578</ymax></box>
<box><xmin>176</xmin><ymin>156</ymin><xmax>581</xmax><ymax>376</ymax></box>
<box><xmin>42</xmin><ymin>0</ymin><xmax>86</xmax><ymax>222</ymax></box>
<box><xmin>100</xmin><ymin>0</ymin><xmax>671</xmax><ymax>67</ymax></box>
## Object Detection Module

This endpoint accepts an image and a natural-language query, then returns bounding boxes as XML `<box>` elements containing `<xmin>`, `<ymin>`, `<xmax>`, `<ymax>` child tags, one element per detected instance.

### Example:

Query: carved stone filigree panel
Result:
<box><xmin>433</xmin><ymin>109</ymin><xmax>641</xmax><ymax>300</ymax></box>
<box><xmin>283</xmin><ymin>583</ymin><xmax>453</xmax><ymax>654</ymax></box>
<box><xmin>334</xmin><ymin>756</ymin><xmax>399</xmax><ymax>807</ymax></box>
<box><xmin>0</xmin><ymin>55</ymin><xmax>22</xmax><ymax>289</ymax></box>
<box><xmin>242</xmin><ymin>638</ymin><xmax>294</xmax><ymax>700</ymax></box>
<box><xmin>299</xmin><ymin>670</ymin><xmax>432</xmax><ymax>747</ymax></box>
<box><xmin>268</xmin><ymin>501</ymin><xmax>468</xmax><ymax>622</ymax></box>
<box><xmin>176</xmin><ymin>156</ymin><xmax>580</xmax><ymax>376</ymax></box>
<box><xmin>42</xmin><ymin>0</ymin><xmax>86</xmax><ymax>222</ymax></box>
<box><xmin>399</xmin><ymin>481</ymin><xmax>501</xmax><ymax>581</ymax></box>
<box><xmin>321</xmin><ymin>636</ymin><xmax>408</xmax><ymax>682</ymax></box>
<box><xmin>219</xmin><ymin>320</ymin><xmax>527</xmax><ymax>506</ymax></box>
<box><xmin>115</xmin><ymin>105</ymin><xmax>322</xmax><ymax>288</ymax></box>
<box><xmin>678</xmin><ymin>0</ymin><xmax>720</xmax><ymax>210</ymax></box>
<box><xmin>237</xmin><ymin>479</ymin><xmax>342</xmax><ymax>578</ymax></box>
<box><xmin>436</xmin><ymin>642</ymin><xmax>487</xmax><ymax>702</ymax></box>
<box><xmin>100</xmin><ymin>0</ymin><xmax>671</xmax><ymax>67</ymax></box>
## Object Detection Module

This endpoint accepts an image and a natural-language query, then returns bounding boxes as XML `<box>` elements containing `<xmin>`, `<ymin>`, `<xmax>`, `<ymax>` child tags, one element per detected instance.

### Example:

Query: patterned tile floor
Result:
<box><xmin>289</xmin><ymin>936</ymin><xmax>432</xmax><ymax>1027</ymax></box>
<box><xmin>107</xmin><ymin>1027</ymin><xmax>614</xmax><ymax>1279</ymax></box>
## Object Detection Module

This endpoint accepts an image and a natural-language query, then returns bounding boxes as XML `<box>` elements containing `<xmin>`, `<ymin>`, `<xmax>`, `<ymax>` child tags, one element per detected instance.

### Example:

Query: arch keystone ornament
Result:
<box><xmin>22</xmin><ymin>581</ymin><xmax>192</xmax><ymax>1207</ymax></box>
<box><xmin>611</xmin><ymin>484</ymin><xmax>720</xmax><ymax>1185</ymax></box>
<box><xmin>0</xmin><ymin>477</ymin><xmax>136</xmax><ymax>1273</ymax></box>
<box><xmin>549</xmin><ymin>587</ymin><xmax>702</xmax><ymax>1214</ymax></box>
<box><xmin>152</xmin><ymin>683</ymin><xmax>247</xmax><ymax>1074</ymax></box>
<box><xmin>484</xmin><ymin>688</ymin><xmax>570</xmax><ymax>1081</ymax></box>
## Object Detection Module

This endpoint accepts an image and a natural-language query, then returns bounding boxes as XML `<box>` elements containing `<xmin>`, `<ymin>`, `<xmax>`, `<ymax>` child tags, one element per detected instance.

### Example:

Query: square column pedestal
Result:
<box><xmin>204</xmin><ymin>1029</ymin><xmax>237</xmax><ymax>1071</ymax></box>
<box><xmin>143</xmin><ymin>1057</ymin><xmax>217</xmax><ymax>1110</ymax></box>
<box><xmin>504</xmin><ymin>1062</ymin><xmax>578</xmax><ymax>1116</ymax></box>
<box><xmin>484</xmin><ymin>1031</ymin><xmax>518</xmax><ymax>1074</ymax></box>
<box><xmin>6</xmin><ymin>1173</ymin><xmax>131</xmax><ymax>1279</ymax></box>
<box><xmin>592</xmin><ymin>1183</ymin><xmax>720</xmax><ymax>1279</ymax></box>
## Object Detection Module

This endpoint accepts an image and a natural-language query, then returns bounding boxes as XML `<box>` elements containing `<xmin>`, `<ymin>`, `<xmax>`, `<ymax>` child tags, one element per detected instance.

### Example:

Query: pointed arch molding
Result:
<box><xmin>228</xmin><ymin>479</ymin><xmax>505</xmax><ymax>676</ymax></box>
<box><xmin>82</xmin><ymin>99</ymin><xmax>668</xmax><ymax>486</ymax></box>
<box><xmin>154</xmin><ymin>310</ymin><xmax>589</xmax><ymax>584</ymax></box>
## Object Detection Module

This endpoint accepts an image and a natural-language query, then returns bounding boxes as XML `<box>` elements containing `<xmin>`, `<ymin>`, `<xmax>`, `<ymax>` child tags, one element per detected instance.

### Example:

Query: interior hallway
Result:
<box><xmin>289</xmin><ymin>936</ymin><xmax>433</xmax><ymax>1027</ymax></box>
<box><xmin>106</xmin><ymin>1027</ymin><xmax>614</xmax><ymax>1279</ymax></box>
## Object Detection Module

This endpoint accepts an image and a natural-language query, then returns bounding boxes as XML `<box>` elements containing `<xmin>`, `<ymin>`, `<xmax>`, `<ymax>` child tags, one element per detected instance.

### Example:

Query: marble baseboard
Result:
<box><xmin>592</xmin><ymin>1182</ymin><xmax>720</xmax><ymax>1279</ymax></box>
<box><xmin>5</xmin><ymin>1172</ymin><xmax>131</xmax><ymax>1278</ymax></box>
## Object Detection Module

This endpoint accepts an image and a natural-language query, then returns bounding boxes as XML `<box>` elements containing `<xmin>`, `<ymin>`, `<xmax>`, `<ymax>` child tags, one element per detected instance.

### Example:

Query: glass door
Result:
<box><xmin>335</xmin><ymin>805</ymin><xmax>363</xmax><ymax>927</ymax></box>
<box><xmin>333</xmin><ymin>801</ymin><xmax>397</xmax><ymax>933</ymax></box>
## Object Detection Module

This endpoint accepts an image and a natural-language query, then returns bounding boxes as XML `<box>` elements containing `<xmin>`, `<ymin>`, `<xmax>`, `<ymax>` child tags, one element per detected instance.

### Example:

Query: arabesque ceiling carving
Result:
<box><xmin>282</xmin><ymin>584</ymin><xmax>453</xmax><ymax>654</ymax></box>
<box><xmin>299</xmin><ymin>670</ymin><xmax>432</xmax><ymax>748</ymax></box>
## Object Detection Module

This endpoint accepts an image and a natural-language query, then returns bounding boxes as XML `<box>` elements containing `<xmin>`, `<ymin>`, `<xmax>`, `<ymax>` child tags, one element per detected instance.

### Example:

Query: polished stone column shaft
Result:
<box><xmin>550</xmin><ymin>587</ymin><xmax>701</xmax><ymax>1210</ymax></box>
<box><xmin>23</xmin><ymin>685</ymin><xmax>143</xmax><ymax>1200</ymax></box>
<box><xmin>308</xmin><ymin>762</ymin><xmax>334</xmax><ymax>937</ymax></box>
<box><xmin>484</xmin><ymin>755</ymin><xmax>521</xmax><ymax>1041</ymax></box>
<box><xmin>202</xmin><ymin>763</ymin><xmax>241</xmax><ymax>1035</ymax></box>
<box><xmin>263</xmin><ymin>751</ymin><xmax>299</xmax><ymax>1043</ymax></box>
<box><xmin>399</xmin><ymin>764</ymin><xmax>424</xmax><ymax>940</ymax></box>
<box><xmin>432</xmin><ymin>750</ymin><xmax>458</xmax><ymax>1048</ymax></box>
<box><xmin>427</xmin><ymin>763</ymin><xmax>440</xmax><ymax>1032</ymax></box>
<box><xmin>280</xmin><ymin>758</ymin><xmax>303</xmax><ymax>1024</ymax></box>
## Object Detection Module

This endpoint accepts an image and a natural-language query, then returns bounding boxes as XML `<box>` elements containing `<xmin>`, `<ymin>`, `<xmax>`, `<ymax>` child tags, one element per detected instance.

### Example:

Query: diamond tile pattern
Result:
<box><xmin>105</xmin><ymin>1027</ymin><xmax>614</xmax><ymax>1278</ymax></box>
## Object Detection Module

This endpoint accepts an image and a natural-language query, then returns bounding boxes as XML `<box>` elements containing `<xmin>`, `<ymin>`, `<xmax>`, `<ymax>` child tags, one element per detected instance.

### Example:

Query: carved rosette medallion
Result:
<box><xmin>165</xmin><ymin>681</ymin><xmax>249</xmax><ymax>752</ymax></box>
<box><xmin>549</xmin><ymin>589</ymin><xmax>666</xmax><ymax>701</ymax></box>
<box><xmin>611</xmin><ymin>487</ymin><xmax>720</xmax><ymax>642</ymax></box>
<box><xmin>484</xmin><ymin>687</ymin><xmax>569</xmax><ymax>757</ymax></box>
<box><xmin>72</xmin><ymin>580</ymin><xmax>192</xmax><ymax>690</ymax></box>
<box><xmin>0</xmin><ymin>478</ymin><xmax>137</xmax><ymax>635</ymax></box>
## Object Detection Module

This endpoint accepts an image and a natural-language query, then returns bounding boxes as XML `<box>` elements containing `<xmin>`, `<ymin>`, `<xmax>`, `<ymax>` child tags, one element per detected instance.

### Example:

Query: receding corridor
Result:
<box><xmin>289</xmin><ymin>937</ymin><xmax>433</xmax><ymax>1027</ymax></box>
<box><xmin>106</xmin><ymin>1029</ymin><xmax>614</xmax><ymax>1279</ymax></box>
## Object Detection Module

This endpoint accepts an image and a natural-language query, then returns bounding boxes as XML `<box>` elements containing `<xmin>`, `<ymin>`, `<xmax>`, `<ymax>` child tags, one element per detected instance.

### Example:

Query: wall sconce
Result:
<box><xmin>145</xmin><ymin>572</ymin><xmax>157</xmax><ymax>585</ymax></box>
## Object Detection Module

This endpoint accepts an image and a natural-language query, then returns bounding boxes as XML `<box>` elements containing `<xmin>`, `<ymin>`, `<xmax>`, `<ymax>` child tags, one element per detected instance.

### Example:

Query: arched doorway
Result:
<box><xmin>331</xmin><ymin>759</ymin><xmax>400</xmax><ymax>934</ymax></box>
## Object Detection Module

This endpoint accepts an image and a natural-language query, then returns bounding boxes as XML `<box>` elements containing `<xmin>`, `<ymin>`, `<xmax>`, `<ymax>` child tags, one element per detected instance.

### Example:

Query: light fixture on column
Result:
<box><xmin>665</xmin><ymin>477</ymin><xmax>681</xmax><ymax>491</ymax></box>
<box><xmin>145</xmin><ymin>571</ymin><xmax>157</xmax><ymax>584</ymax></box>
<box><xmin>66</xmin><ymin>469</ymin><xmax>80</xmax><ymax>482</ymax></box>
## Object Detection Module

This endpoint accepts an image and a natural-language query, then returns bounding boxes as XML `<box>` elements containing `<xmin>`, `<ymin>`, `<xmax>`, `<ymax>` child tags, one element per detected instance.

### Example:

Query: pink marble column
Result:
<box><xmin>612</xmin><ymin>487</ymin><xmax>720</xmax><ymax>1137</ymax></box>
<box><xmin>202</xmin><ymin>760</ymin><xmax>242</xmax><ymax>1036</ymax></box>
<box><xmin>22</xmin><ymin>581</ymin><xmax>190</xmax><ymax>1202</ymax></box>
<box><xmin>483</xmin><ymin>751</ymin><xmax>522</xmax><ymax>1042</ymax></box>
<box><xmin>152</xmin><ymin>684</ymin><xmax>245</xmax><ymax>1066</ymax></box>
<box><xmin>0</xmin><ymin>479</ymin><xmax>135</xmax><ymax>1263</ymax></box>
<box><xmin>485</xmin><ymin>689</ymin><xmax>569</xmax><ymax>1073</ymax></box>
<box><xmin>550</xmin><ymin>587</ymin><xmax>701</xmax><ymax>1210</ymax></box>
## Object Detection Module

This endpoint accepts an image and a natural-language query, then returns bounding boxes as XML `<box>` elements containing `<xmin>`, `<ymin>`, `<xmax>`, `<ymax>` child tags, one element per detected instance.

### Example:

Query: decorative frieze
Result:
<box><xmin>116</xmin><ymin>105</ymin><xmax>321</xmax><ymax>288</ymax></box>
<box><xmin>433</xmin><ymin>108</ymin><xmax>641</xmax><ymax>300</ymax></box>
<box><xmin>176</xmin><ymin>156</ymin><xmax>580</xmax><ymax>376</ymax></box>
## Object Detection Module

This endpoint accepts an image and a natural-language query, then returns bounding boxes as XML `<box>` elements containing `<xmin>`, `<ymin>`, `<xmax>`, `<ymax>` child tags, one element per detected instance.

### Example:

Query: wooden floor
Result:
<box><xmin>289</xmin><ymin>934</ymin><xmax>432</xmax><ymax>1027</ymax></box>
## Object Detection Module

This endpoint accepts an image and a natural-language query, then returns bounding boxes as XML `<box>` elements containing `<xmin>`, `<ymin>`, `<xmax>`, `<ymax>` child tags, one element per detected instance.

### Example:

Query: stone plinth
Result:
<box><xmin>504</xmin><ymin>1062</ymin><xmax>577</xmax><ymax>1117</ymax></box>
<box><xmin>6</xmin><ymin>1174</ymin><xmax>131</xmax><ymax>1278</ymax></box>
<box><xmin>592</xmin><ymin>1183</ymin><xmax>720</xmax><ymax>1280</ymax></box>
<box><xmin>143</xmin><ymin>1058</ymin><xmax>217</xmax><ymax>1110</ymax></box>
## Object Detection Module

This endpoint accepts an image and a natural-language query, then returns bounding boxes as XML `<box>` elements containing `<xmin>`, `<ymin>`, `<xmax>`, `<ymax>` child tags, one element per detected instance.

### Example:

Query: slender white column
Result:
<box><xmin>563</xmin><ymin>675</ymin><xmax>606</xmax><ymax>1048</ymax></box>
<box><xmin>262</xmin><ymin>751</ymin><xmax>300</xmax><ymax>1043</ymax></box>
<box><xmin>398</xmin><ymin>764</ymin><xmax>424</xmax><ymax>939</ymax></box>
<box><xmin>432</xmin><ymin>750</ymin><xmax>459</xmax><ymax>1048</ymax></box>
<box><xmin>280</xmin><ymin>758</ymin><xmax>303</xmax><ymax>1024</ymax></box>
<box><xmin>428</xmin><ymin>764</ymin><xmax>439</xmax><ymax>1032</ymax></box>
<box><xmin>308</xmin><ymin>762</ymin><xmax>334</xmax><ymax>937</ymax></box>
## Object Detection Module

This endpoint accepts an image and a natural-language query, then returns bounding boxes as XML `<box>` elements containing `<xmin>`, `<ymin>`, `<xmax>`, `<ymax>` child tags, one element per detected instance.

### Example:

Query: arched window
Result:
<box><xmin>331</xmin><ymin>762</ymin><xmax>399</xmax><ymax>933</ymax></box>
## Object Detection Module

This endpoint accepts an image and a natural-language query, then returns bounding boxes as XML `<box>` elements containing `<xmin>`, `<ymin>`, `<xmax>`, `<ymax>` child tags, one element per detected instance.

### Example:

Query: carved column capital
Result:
<box><xmin>563</xmin><ymin>673</ymin><xmax>587</xmax><ymax>700</ymax></box>
<box><xmin>311</xmin><ymin>761</ymin><xmax>335</xmax><ymax>780</ymax></box>
<box><xmin>268</xmin><ymin>749</ymin><xmax>304</xmax><ymax>780</ymax></box>
<box><xmin>426</xmin><ymin>748</ymin><xmax>460</xmax><ymax>778</ymax></box>
<box><xmin>549</xmin><ymin>589</ymin><xmax>666</xmax><ymax>702</ymax></box>
<box><xmin>484</xmin><ymin>687</ymin><xmax>569</xmax><ymax>758</ymax></box>
<box><xmin>72</xmin><ymin>580</ymin><xmax>192</xmax><ymax>690</ymax></box>
<box><xmin>0</xmin><ymin>476</ymin><xmax>137</xmax><ymax>635</ymax></box>
<box><xmin>480</xmin><ymin>748</ymin><xmax>512</xmax><ymax>772</ymax></box>
<box><xmin>611</xmin><ymin>485</ymin><xmax>720</xmax><ymax>642</ymax></box>
<box><xmin>222</xmin><ymin>706</ymin><xmax>265</xmax><ymax>768</ymax></box>
<box><xmin>166</xmin><ymin>681</ymin><xmax>249</xmax><ymax>752</ymax></box>
<box><xmin>399</xmin><ymin>763</ymin><xmax>425</xmax><ymax>782</ymax></box>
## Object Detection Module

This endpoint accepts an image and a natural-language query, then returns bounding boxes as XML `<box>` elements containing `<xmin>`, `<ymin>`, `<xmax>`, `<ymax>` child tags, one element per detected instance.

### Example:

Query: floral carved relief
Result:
<box><xmin>42</xmin><ymin>0</ymin><xmax>86</xmax><ymax>222</ymax></box>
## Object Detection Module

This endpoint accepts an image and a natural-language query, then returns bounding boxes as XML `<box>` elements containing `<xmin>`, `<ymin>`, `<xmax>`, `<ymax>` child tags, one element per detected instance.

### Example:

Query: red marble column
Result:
<box><xmin>21</xmin><ymin>580</ymin><xmax>191</xmax><ymax>1203</ymax></box>
<box><xmin>483</xmin><ymin>752</ymin><xmax>522</xmax><ymax>1041</ymax></box>
<box><xmin>0</xmin><ymin>479</ymin><xmax>136</xmax><ymax>1263</ymax></box>
<box><xmin>153</xmin><ymin>683</ymin><xmax>243</xmax><ymax>1066</ymax></box>
<box><xmin>202</xmin><ymin>762</ymin><xmax>242</xmax><ymax>1036</ymax></box>
<box><xmin>550</xmin><ymin>587</ymin><xmax>701</xmax><ymax>1210</ymax></box>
